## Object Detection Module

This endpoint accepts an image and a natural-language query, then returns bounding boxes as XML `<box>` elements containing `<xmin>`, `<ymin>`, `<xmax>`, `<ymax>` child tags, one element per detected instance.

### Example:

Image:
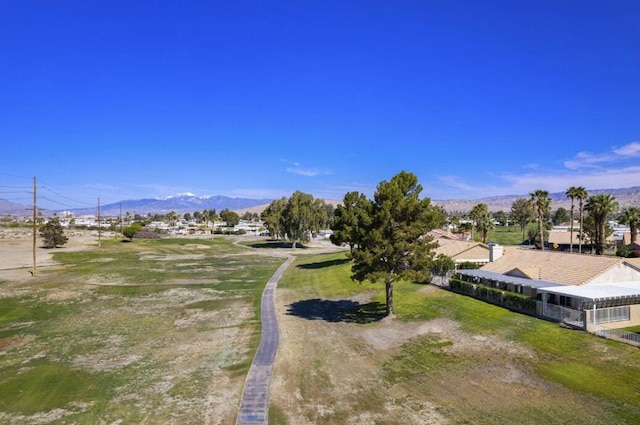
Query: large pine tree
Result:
<box><xmin>349</xmin><ymin>171</ymin><xmax>444</xmax><ymax>316</ymax></box>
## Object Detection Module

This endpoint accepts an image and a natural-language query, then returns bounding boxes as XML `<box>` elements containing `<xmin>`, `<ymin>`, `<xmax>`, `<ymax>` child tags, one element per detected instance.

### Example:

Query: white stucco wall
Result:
<box><xmin>588</xmin><ymin>263</ymin><xmax>640</xmax><ymax>284</ymax></box>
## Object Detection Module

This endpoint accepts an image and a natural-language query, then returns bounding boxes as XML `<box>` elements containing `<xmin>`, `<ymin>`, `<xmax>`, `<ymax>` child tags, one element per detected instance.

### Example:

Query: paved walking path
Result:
<box><xmin>236</xmin><ymin>255</ymin><xmax>294</xmax><ymax>425</ymax></box>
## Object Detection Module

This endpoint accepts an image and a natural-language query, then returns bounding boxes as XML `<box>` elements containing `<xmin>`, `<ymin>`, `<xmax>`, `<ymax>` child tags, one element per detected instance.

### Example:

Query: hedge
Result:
<box><xmin>449</xmin><ymin>278</ymin><xmax>537</xmax><ymax>314</ymax></box>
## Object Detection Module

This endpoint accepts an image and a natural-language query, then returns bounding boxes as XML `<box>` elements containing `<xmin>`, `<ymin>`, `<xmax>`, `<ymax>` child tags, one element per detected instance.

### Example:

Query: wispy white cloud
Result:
<box><xmin>432</xmin><ymin>176</ymin><xmax>511</xmax><ymax>200</ymax></box>
<box><xmin>285</xmin><ymin>162</ymin><xmax>332</xmax><ymax>177</ymax></box>
<box><xmin>310</xmin><ymin>182</ymin><xmax>378</xmax><ymax>201</ymax></box>
<box><xmin>431</xmin><ymin>142</ymin><xmax>640</xmax><ymax>200</ymax></box>
<box><xmin>432</xmin><ymin>165</ymin><xmax>640</xmax><ymax>200</ymax></box>
<box><xmin>564</xmin><ymin>142</ymin><xmax>640</xmax><ymax>170</ymax></box>
<box><xmin>502</xmin><ymin>166</ymin><xmax>640</xmax><ymax>194</ymax></box>
<box><xmin>436</xmin><ymin>176</ymin><xmax>476</xmax><ymax>193</ymax></box>
<box><xmin>613</xmin><ymin>142</ymin><xmax>640</xmax><ymax>157</ymax></box>
<box><xmin>227</xmin><ymin>188</ymin><xmax>290</xmax><ymax>199</ymax></box>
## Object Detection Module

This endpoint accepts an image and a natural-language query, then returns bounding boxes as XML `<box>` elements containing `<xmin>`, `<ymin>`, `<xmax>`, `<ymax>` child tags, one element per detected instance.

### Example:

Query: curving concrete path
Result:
<box><xmin>236</xmin><ymin>255</ymin><xmax>294</xmax><ymax>425</ymax></box>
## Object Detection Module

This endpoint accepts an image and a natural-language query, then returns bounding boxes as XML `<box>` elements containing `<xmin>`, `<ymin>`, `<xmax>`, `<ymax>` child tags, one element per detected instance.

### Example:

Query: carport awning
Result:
<box><xmin>538</xmin><ymin>283</ymin><xmax>640</xmax><ymax>304</ymax></box>
<box><xmin>457</xmin><ymin>269</ymin><xmax>564</xmax><ymax>289</ymax></box>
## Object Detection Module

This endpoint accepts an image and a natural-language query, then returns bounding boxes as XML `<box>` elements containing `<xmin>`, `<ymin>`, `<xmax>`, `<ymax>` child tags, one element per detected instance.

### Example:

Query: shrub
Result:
<box><xmin>39</xmin><ymin>217</ymin><xmax>68</xmax><ymax>248</ymax></box>
<box><xmin>449</xmin><ymin>278</ymin><xmax>536</xmax><ymax>314</ymax></box>
<box><xmin>457</xmin><ymin>261</ymin><xmax>480</xmax><ymax>269</ymax></box>
<box><xmin>133</xmin><ymin>229</ymin><xmax>161</xmax><ymax>239</ymax></box>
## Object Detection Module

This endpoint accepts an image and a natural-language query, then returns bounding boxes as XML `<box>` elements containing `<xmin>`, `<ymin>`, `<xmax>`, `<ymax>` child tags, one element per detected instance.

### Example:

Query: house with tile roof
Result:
<box><xmin>480</xmin><ymin>247</ymin><xmax>640</xmax><ymax>285</ymax></box>
<box><xmin>433</xmin><ymin>239</ymin><xmax>493</xmax><ymax>265</ymax></box>
<box><xmin>547</xmin><ymin>230</ymin><xmax>590</xmax><ymax>251</ymax></box>
<box><xmin>449</xmin><ymin>247</ymin><xmax>640</xmax><ymax>334</ymax></box>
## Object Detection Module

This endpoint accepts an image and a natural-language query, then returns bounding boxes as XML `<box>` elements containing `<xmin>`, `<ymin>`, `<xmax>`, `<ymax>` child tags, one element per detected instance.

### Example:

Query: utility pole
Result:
<box><xmin>32</xmin><ymin>177</ymin><xmax>37</xmax><ymax>276</ymax></box>
<box><xmin>119</xmin><ymin>203</ymin><xmax>123</xmax><ymax>236</ymax></box>
<box><xmin>97</xmin><ymin>197</ymin><xmax>101</xmax><ymax>248</ymax></box>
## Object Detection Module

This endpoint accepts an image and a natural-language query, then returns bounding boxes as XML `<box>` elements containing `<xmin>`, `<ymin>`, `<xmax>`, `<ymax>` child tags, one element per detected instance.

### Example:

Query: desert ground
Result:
<box><xmin>1</xmin><ymin>229</ymin><xmax>283</xmax><ymax>424</ymax></box>
<box><xmin>2</xmin><ymin>229</ymin><xmax>638</xmax><ymax>424</ymax></box>
<box><xmin>271</xmin><ymin>278</ymin><xmax>607</xmax><ymax>424</ymax></box>
<box><xmin>0</xmin><ymin>228</ymin><xmax>112</xmax><ymax>279</ymax></box>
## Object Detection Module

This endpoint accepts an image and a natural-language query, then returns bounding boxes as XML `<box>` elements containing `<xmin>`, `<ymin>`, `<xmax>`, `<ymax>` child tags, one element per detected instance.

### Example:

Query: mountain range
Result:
<box><xmin>433</xmin><ymin>186</ymin><xmax>640</xmax><ymax>213</ymax></box>
<box><xmin>0</xmin><ymin>198</ymin><xmax>34</xmax><ymax>216</ymax></box>
<box><xmin>1</xmin><ymin>187</ymin><xmax>639</xmax><ymax>217</ymax></box>
<box><xmin>0</xmin><ymin>193</ymin><xmax>272</xmax><ymax>217</ymax></box>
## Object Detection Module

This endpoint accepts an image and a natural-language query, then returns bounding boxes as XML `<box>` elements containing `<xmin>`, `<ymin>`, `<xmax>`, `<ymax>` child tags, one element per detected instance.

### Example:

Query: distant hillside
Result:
<box><xmin>2</xmin><ymin>186</ymin><xmax>639</xmax><ymax>216</ymax></box>
<box><xmin>434</xmin><ymin>186</ymin><xmax>640</xmax><ymax>213</ymax></box>
<box><xmin>0</xmin><ymin>198</ymin><xmax>31</xmax><ymax>215</ymax></box>
<box><xmin>62</xmin><ymin>193</ymin><xmax>275</xmax><ymax>216</ymax></box>
<box><xmin>235</xmin><ymin>199</ymin><xmax>341</xmax><ymax>216</ymax></box>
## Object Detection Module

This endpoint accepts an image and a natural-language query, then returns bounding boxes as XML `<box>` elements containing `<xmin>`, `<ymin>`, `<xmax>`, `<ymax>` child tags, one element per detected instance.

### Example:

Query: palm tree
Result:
<box><xmin>565</xmin><ymin>186</ymin><xmax>580</xmax><ymax>253</ymax></box>
<box><xmin>476</xmin><ymin>213</ymin><xmax>495</xmax><ymax>244</ymax></box>
<box><xmin>619</xmin><ymin>206</ymin><xmax>640</xmax><ymax>245</ymax></box>
<box><xmin>574</xmin><ymin>187</ymin><xmax>588</xmax><ymax>253</ymax></box>
<box><xmin>202</xmin><ymin>209</ymin><xmax>211</xmax><ymax>229</ymax></box>
<box><xmin>511</xmin><ymin>198</ymin><xmax>534</xmax><ymax>244</ymax></box>
<box><xmin>166</xmin><ymin>211</ymin><xmax>179</xmax><ymax>227</ymax></box>
<box><xmin>529</xmin><ymin>190</ymin><xmax>552</xmax><ymax>250</ymax></box>
<box><xmin>585</xmin><ymin>193</ymin><xmax>618</xmax><ymax>255</ymax></box>
<box><xmin>469</xmin><ymin>203</ymin><xmax>493</xmax><ymax>243</ymax></box>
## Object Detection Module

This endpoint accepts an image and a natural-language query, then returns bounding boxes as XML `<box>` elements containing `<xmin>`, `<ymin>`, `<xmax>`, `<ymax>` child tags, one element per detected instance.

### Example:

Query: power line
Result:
<box><xmin>40</xmin><ymin>185</ymin><xmax>87</xmax><ymax>205</ymax></box>
<box><xmin>0</xmin><ymin>185</ymin><xmax>31</xmax><ymax>189</ymax></box>
<box><xmin>1</xmin><ymin>177</ymin><xmax>104</xmax><ymax>212</ymax></box>
<box><xmin>39</xmin><ymin>196</ymin><xmax>80</xmax><ymax>208</ymax></box>
<box><xmin>0</xmin><ymin>172</ymin><xmax>33</xmax><ymax>181</ymax></box>
<box><xmin>0</xmin><ymin>191</ymin><xmax>31</xmax><ymax>196</ymax></box>
<box><xmin>37</xmin><ymin>179</ymin><xmax>99</xmax><ymax>209</ymax></box>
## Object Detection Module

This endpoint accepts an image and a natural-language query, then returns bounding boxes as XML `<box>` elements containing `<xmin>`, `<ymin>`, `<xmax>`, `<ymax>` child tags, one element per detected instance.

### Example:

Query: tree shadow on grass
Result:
<box><xmin>286</xmin><ymin>299</ymin><xmax>386</xmax><ymax>324</ymax></box>
<box><xmin>245</xmin><ymin>240</ymin><xmax>309</xmax><ymax>249</ymax></box>
<box><xmin>297</xmin><ymin>257</ymin><xmax>350</xmax><ymax>270</ymax></box>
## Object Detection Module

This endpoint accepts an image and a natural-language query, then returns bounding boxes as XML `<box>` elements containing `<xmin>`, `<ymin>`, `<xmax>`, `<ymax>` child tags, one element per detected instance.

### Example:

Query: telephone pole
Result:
<box><xmin>97</xmin><ymin>198</ymin><xmax>101</xmax><ymax>248</ymax></box>
<box><xmin>31</xmin><ymin>177</ymin><xmax>37</xmax><ymax>276</ymax></box>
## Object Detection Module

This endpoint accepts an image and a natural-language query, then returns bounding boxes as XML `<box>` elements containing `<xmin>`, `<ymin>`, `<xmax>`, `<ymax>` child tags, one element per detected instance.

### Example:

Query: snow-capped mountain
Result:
<box><xmin>59</xmin><ymin>193</ymin><xmax>273</xmax><ymax>216</ymax></box>
<box><xmin>158</xmin><ymin>192</ymin><xmax>198</xmax><ymax>200</ymax></box>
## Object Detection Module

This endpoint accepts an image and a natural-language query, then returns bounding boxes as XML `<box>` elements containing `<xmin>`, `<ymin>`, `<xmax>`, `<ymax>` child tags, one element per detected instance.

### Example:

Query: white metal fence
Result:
<box><xmin>594</xmin><ymin>306</ymin><xmax>631</xmax><ymax>324</ymax></box>
<box><xmin>538</xmin><ymin>302</ymin><xmax>584</xmax><ymax>328</ymax></box>
<box><xmin>594</xmin><ymin>328</ymin><xmax>640</xmax><ymax>348</ymax></box>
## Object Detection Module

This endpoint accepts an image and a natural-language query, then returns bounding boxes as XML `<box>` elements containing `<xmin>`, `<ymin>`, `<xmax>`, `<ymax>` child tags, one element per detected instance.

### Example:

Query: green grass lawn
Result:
<box><xmin>4</xmin><ymin>241</ymin><xmax>639</xmax><ymax>424</ymax></box>
<box><xmin>276</xmin><ymin>252</ymin><xmax>640</xmax><ymax>424</ymax></box>
<box><xmin>0</xmin><ymin>237</ymin><xmax>284</xmax><ymax>423</ymax></box>
<box><xmin>476</xmin><ymin>223</ymin><xmax>538</xmax><ymax>245</ymax></box>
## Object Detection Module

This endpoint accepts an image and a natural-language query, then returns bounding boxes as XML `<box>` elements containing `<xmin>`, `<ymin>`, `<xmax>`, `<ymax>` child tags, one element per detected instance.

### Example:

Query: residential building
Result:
<box><xmin>452</xmin><ymin>247</ymin><xmax>640</xmax><ymax>334</ymax></box>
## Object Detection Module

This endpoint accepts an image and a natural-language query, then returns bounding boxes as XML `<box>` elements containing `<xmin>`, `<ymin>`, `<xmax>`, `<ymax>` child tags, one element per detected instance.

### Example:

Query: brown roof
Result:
<box><xmin>434</xmin><ymin>239</ymin><xmax>490</xmax><ymax>263</ymax></box>
<box><xmin>429</xmin><ymin>229</ymin><xmax>466</xmax><ymax>240</ymax></box>
<box><xmin>547</xmin><ymin>230</ymin><xmax>613</xmax><ymax>245</ymax></box>
<box><xmin>481</xmin><ymin>247</ymin><xmax>627</xmax><ymax>285</ymax></box>
<box><xmin>547</xmin><ymin>231</ymin><xmax>589</xmax><ymax>245</ymax></box>
<box><xmin>622</xmin><ymin>232</ymin><xmax>640</xmax><ymax>245</ymax></box>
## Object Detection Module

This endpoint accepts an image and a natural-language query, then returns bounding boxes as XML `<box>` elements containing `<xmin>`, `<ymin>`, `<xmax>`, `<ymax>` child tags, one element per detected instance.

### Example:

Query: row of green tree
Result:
<box><xmin>462</xmin><ymin>187</ymin><xmax>639</xmax><ymax>256</ymax></box>
<box><xmin>259</xmin><ymin>172</ymin><xmax>457</xmax><ymax>317</ymax></box>
<box><xmin>260</xmin><ymin>192</ymin><xmax>334</xmax><ymax>247</ymax></box>
<box><xmin>114</xmin><ymin>209</ymin><xmax>260</xmax><ymax>228</ymax></box>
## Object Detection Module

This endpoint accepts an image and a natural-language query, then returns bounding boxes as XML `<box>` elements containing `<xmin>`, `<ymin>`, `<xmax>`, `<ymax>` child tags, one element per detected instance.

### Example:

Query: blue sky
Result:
<box><xmin>1</xmin><ymin>1</ymin><xmax>639</xmax><ymax>210</ymax></box>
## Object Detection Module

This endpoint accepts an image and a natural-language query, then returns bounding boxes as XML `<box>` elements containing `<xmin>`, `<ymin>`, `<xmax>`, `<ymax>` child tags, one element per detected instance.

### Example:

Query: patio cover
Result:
<box><xmin>538</xmin><ymin>282</ymin><xmax>640</xmax><ymax>304</ymax></box>
<box><xmin>457</xmin><ymin>269</ymin><xmax>564</xmax><ymax>289</ymax></box>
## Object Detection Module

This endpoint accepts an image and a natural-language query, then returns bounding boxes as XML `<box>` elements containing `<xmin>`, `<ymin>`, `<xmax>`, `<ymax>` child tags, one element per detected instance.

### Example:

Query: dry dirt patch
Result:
<box><xmin>272</xmin><ymin>286</ymin><xmax>607</xmax><ymax>424</ymax></box>
<box><xmin>272</xmin><ymin>290</ymin><xmax>450</xmax><ymax>424</ymax></box>
<box><xmin>0</xmin><ymin>229</ymin><xmax>110</xmax><ymax>281</ymax></box>
<box><xmin>357</xmin><ymin>318</ymin><xmax>458</xmax><ymax>351</ymax></box>
<box><xmin>0</xmin><ymin>232</ymin><xmax>274</xmax><ymax>424</ymax></box>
